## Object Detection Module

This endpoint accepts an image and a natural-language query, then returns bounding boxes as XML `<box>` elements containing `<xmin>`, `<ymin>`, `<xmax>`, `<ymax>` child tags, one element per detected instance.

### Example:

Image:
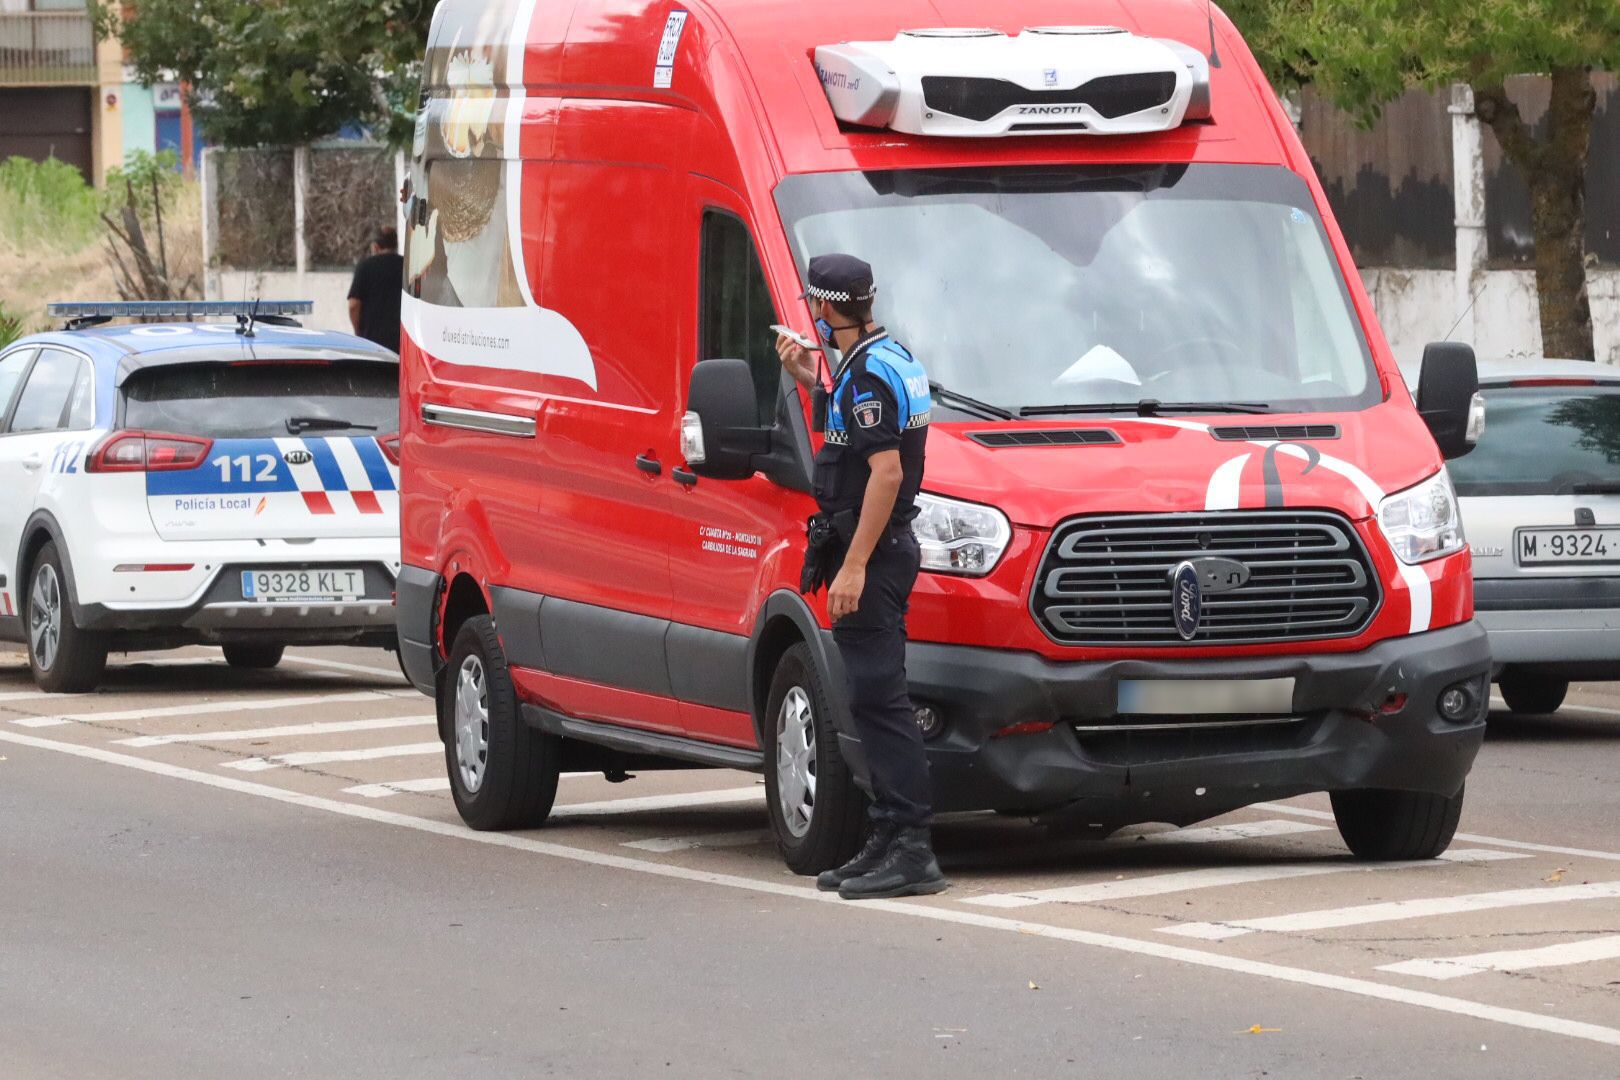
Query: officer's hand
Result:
<box><xmin>775</xmin><ymin>333</ymin><xmax>815</xmax><ymax>387</ymax></box>
<box><xmin>828</xmin><ymin>563</ymin><xmax>865</xmax><ymax>622</ymax></box>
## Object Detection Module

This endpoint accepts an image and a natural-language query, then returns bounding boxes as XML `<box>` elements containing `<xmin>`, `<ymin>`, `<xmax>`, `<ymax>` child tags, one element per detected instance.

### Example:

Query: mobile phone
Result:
<box><xmin>771</xmin><ymin>324</ymin><xmax>821</xmax><ymax>351</ymax></box>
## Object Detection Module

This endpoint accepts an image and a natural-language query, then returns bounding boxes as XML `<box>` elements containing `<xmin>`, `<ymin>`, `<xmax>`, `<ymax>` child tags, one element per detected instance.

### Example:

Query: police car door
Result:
<box><xmin>0</xmin><ymin>345</ymin><xmax>40</xmax><ymax>625</ymax></box>
<box><xmin>0</xmin><ymin>347</ymin><xmax>94</xmax><ymax>620</ymax></box>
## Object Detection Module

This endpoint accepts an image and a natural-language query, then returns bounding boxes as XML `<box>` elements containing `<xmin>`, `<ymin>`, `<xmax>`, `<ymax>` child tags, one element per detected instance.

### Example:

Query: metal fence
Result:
<box><xmin>0</xmin><ymin>11</ymin><xmax>95</xmax><ymax>86</ymax></box>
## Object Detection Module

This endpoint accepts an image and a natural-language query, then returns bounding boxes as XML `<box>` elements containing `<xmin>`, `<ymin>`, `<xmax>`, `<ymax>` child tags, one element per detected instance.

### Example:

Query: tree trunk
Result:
<box><xmin>1475</xmin><ymin>69</ymin><xmax>1597</xmax><ymax>362</ymax></box>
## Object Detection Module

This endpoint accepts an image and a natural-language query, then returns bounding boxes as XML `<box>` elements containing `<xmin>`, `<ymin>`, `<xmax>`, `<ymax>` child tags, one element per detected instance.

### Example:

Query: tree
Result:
<box><xmin>1226</xmin><ymin>0</ymin><xmax>1620</xmax><ymax>361</ymax></box>
<box><xmin>102</xmin><ymin>0</ymin><xmax>435</xmax><ymax>148</ymax></box>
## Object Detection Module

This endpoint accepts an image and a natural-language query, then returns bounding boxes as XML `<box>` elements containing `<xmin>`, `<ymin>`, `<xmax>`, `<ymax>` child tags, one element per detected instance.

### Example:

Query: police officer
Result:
<box><xmin>776</xmin><ymin>254</ymin><xmax>948</xmax><ymax>901</ymax></box>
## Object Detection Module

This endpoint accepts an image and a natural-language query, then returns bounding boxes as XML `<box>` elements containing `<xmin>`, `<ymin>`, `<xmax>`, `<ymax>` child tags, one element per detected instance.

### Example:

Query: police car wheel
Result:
<box><xmin>25</xmin><ymin>542</ymin><xmax>107</xmax><ymax>694</ymax></box>
<box><xmin>441</xmin><ymin>616</ymin><xmax>559</xmax><ymax>831</ymax></box>
<box><xmin>221</xmin><ymin>644</ymin><xmax>285</xmax><ymax>670</ymax></box>
<box><xmin>1330</xmin><ymin>783</ymin><xmax>1464</xmax><ymax>861</ymax></box>
<box><xmin>1497</xmin><ymin>670</ymin><xmax>1568</xmax><ymax>716</ymax></box>
<box><xmin>763</xmin><ymin>642</ymin><xmax>866</xmax><ymax>876</ymax></box>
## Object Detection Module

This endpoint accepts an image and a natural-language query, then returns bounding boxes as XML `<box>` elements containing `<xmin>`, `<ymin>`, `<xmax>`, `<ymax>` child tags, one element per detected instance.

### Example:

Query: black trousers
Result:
<box><xmin>832</xmin><ymin>530</ymin><xmax>932</xmax><ymax>829</ymax></box>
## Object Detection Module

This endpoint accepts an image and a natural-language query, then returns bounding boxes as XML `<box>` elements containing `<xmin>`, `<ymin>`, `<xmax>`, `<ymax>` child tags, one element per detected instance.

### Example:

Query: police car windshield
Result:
<box><xmin>122</xmin><ymin>361</ymin><xmax>399</xmax><ymax>438</ymax></box>
<box><xmin>776</xmin><ymin>164</ymin><xmax>1379</xmax><ymax>417</ymax></box>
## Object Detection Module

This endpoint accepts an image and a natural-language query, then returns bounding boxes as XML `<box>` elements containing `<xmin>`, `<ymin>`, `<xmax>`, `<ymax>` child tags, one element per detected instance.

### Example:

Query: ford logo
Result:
<box><xmin>283</xmin><ymin>449</ymin><xmax>313</xmax><ymax>466</ymax></box>
<box><xmin>1171</xmin><ymin>561</ymin><xmax>1202</xmax><ymax>641</ymax></box>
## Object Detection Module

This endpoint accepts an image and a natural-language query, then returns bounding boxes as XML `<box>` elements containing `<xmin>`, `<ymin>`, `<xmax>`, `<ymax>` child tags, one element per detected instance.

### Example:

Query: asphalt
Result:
<box><xmin>2</xmin><ymin>647</ymin><xmax>1618</xmax><ymax>1078</ymax></box>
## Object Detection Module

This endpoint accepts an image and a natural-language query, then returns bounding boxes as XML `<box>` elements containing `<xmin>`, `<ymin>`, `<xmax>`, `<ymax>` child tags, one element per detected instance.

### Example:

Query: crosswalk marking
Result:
<box><xmin>225</xmin><ymin>742</ymin><xmax>444</xmax><ymax>772</ymax></box>
<box><xmin>965</xmin><ymin>849</ymin><xmax>1529</xmax><ymax>909</ymax></box>
<box><xmin>283</xmin><ymin>654</ymin><xmax>408</xmax><ymax>680</ymax></box>
<box><xmin>1253</xmin><ymin>801</ymin><xmax>1620</xmax><ymax>864</ymax></box>
<box><xmin>345</xmin><ymin>777</ymin><xmax>451</xmax><ymax>798</ymax></box>
<box><xmin>1120</xmin><ymin>819</ymin><xmax>1327</xmax><ymax>846</ymax></box>
<box><xmin>10</xmin><ymin>689</ymin><xmax>405</xmax><ymax>728</ymax></box>
<box><xmin>550</xmin><ymin>787</ymin><xmax>763</xmax><ymax>819</ymax></box>
<box><xmin>1378</xmin><ymin>935</ymin><xmax>1620</xmax><ymax>981</ymax></box>
<box><xmin>118</xmin><ymin>715</ymin><xmax>434</xmax><ymax>748</ymax></box>
<box><xmin>622</xmin><ymin>829</ymin><xmax>773</xmax><ymax>853</ymax></box>
<box><xmin>1164</xmin><ymin>880</ymin><xmax>1620</xmax><ymax>940</ymax></box>
<box><xmin>0</xmin><ymin>690</ymin><xmax>94</xmax><ymax>704</ymax></box>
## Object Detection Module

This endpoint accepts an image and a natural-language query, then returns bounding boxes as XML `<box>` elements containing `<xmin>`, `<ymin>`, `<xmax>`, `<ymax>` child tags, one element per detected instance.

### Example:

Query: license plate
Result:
<box><xmin>241</xmin><ymin>568</ymin><xmax>365</xmax><ymax>602</ymax></box>
<box><xmin>1117</xmin><ymin>678</ymin><xmax>1296</xmax><ymax>716</ymax></box>
<box><xmin>1516</xmin><ymin>528</ymin><xmax>1620</xmax><ymax>565</ymax></box>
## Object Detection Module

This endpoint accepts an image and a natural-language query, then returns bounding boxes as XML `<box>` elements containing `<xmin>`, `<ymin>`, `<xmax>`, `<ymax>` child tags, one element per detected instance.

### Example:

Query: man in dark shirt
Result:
<box><xmin>348</xmin><ymin>227</ymin><xmax>405</xmax><ymax>352</ymax></box>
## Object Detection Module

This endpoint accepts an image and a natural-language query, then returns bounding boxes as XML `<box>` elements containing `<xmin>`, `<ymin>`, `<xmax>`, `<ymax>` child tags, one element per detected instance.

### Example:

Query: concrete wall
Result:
<box><xmin>1362</xmin><ymin>267</ymin><xmax>1620</xmax><ymax>368</ymax></box>
<box><xmin>211</xmin><ymin>270</ymin><xmax>354</xmax><ymax>335</ymax></box>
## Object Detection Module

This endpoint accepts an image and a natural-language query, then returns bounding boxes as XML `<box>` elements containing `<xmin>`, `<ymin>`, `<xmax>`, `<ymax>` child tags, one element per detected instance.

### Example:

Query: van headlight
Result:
<box><xmin>1377</xmin><ymin>471</ymin><xmax>1465</xmax><ymax>564</ymax></box>
<box><xmin>912</xmin><ymin>493</ymin><xmax>1011</xmax><ymax>576</ymax></box>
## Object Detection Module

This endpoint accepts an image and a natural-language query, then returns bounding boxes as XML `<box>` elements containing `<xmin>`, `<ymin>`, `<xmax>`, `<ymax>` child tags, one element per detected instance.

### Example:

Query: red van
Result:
<box><xmin>397</xmin><ymin>0</ymin><xmax>1490</xmax><ymax>874</ymax></box>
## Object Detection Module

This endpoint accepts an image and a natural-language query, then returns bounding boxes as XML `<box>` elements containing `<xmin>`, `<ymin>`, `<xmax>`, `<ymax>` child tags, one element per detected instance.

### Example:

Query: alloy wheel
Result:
<box><xmin>29</xmin><ymin>563</ymin><xmax>62</xmax><ymax>672</ymax></box>
<box><xmin>454</xmin><ymin>654</ymin><xmax>490</xmax><ymax>793</ymax></box>
<box><xmin>776</xmin><ymin>686</ymin><xmax>817</xmax><ymax>838</ymax></box>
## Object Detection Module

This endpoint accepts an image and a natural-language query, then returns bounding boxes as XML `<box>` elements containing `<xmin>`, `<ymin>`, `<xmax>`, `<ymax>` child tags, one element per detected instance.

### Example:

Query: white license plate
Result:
<box><xmin>1117</xmin><ymin>678</ymin><xmax>1296</xmax><ymax>716</ymax></box>
<box><xmin>241</xmin><ymin>568</ymin><xmax>365</xmax><ymax>602</ymax></box>
<box><xmin>1516</xmin><ymin>528</ymin><xmax>1620</xmax><ymax>565</ymax></box>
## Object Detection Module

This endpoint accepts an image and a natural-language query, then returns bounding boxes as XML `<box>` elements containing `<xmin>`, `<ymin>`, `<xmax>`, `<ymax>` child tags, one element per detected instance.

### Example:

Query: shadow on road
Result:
<box><xmin>1485</xmin><ymin>707</ymin><xmax>1620</xmax><ymax>743</ymax></box>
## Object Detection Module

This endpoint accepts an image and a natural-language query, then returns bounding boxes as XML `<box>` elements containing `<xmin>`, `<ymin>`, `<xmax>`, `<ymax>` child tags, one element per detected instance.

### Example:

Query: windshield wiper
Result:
<box><xmin>1020</xmin><ymin>400</ymin><xmax>1273</xmax><ymax>418</ymax></box>
<box><xmin>930</xmin><ymin>382</ymin><xmax>1015</xmax><ymax>421</ymax></box>
<box><xmin>285</xmin><ymin>416</ymin><xmax>378</xmax><ymax>434</ymax></box>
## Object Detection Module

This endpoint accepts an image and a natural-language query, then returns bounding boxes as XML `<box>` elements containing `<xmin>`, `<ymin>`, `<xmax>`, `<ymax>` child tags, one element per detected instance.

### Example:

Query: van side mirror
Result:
<box><xmin>1416</xmin><ymin>342</ymin><xmax>1485</xmax><ymax>460</ymax></box>
<box><xmin>683</xmin><ymin>359</ymin><xmax>773</xmax><ymax>480</ymax></box>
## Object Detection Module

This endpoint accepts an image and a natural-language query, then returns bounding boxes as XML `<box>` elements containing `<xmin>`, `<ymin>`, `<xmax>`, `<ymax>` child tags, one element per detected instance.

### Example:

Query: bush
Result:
<box><xmin>0</xmin><ymin>301</ymin><xmax>22</xmax><ymax>350</ymax></box>
<box><xmin>0</xmin><ymin>156</ymin><xmax>101</xmax><ymax>250</ymax></box>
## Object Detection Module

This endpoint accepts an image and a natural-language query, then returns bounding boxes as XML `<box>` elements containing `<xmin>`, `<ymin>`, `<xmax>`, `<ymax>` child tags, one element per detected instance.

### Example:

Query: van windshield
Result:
<box><xmin>775</xmin><ymin>164</ymin><xmax>1379</xmax><ymax>417</ymax></box>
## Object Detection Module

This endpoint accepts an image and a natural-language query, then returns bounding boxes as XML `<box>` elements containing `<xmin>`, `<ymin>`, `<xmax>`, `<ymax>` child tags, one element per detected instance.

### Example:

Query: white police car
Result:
<box><xmin>0</xmin><ymin>302</ymin><xmax>401</xmax><ymax>692</ymax></box>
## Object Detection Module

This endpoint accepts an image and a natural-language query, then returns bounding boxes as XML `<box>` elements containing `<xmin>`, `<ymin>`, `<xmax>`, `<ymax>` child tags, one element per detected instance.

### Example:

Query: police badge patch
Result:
<box><xmin>853</xmin><ymin>400</ymin><xmax>883</xmax><ymax>429</ymax></box>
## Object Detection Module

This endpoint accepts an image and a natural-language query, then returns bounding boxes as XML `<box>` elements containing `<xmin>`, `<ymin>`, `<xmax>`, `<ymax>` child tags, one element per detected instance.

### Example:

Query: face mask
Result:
<box><xmin>815</xmin><ymin>318</ymin><xmax>836</xmax><ymax>346</ymax></box>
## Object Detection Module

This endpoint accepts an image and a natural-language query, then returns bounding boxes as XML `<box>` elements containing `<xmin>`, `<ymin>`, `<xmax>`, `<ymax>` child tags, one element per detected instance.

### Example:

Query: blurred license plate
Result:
<box><xmin>241</xmin><ymin>568</ymin><xmax>364</xmax><ymax>602</ymax></box>
<box><xmin>1516</xmin><ymin>528</ymin><xmax>1620</xmax><ymax>565</ymax></box>
<box><xmin>1117</xmin><ymin>678</ymin><xmax>1295</xmax><ymax>716</ymax></box>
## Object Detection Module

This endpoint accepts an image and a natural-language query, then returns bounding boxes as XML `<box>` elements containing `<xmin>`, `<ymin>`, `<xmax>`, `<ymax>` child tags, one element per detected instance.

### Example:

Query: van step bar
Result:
<box><xmin>521</xmin><ymin>704</ymin><xmax>765</xmax><ymax>771</ymax></box>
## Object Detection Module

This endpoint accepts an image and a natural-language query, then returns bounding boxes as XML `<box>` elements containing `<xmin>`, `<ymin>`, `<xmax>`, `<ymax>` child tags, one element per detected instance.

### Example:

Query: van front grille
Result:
<box><xmin>1032</xmin><ymin>511</ymin><xmax>1380</xmax><ymax>646</ymax></box>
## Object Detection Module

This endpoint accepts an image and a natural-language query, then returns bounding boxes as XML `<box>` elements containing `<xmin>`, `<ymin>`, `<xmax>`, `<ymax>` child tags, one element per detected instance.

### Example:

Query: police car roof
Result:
<box><xmin>29</xmin><ymin>322</ymin><xmax>398</xmax><ymax>385</ymax></box>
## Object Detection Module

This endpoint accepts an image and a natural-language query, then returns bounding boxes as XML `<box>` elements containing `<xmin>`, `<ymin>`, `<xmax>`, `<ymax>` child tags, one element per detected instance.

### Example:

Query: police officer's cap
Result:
<box><xmin>801</xmin><ymin>254</ymin><xmax>877</xmax><ymax>305</ymax></box>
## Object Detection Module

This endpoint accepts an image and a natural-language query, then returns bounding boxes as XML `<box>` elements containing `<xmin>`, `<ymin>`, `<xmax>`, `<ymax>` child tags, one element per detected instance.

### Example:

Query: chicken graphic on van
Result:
<box><xmin>402</xmin><ymin>0</ymin><xmax>596</xmax><ymax>389</ymax></box>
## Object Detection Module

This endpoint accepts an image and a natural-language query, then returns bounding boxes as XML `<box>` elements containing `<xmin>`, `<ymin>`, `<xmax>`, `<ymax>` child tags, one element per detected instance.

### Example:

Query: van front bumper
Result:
<box><xmin>834</xmin><ymin>620</ymin><xmax>1491</xmax><ymax>824</ymax></box>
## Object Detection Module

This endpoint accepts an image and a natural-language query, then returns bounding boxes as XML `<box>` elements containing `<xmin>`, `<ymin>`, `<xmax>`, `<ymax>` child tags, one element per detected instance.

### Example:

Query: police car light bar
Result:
<box><xmin>48</xmin><ymin>301</ymin><xmax>314</xmax><ymax>321</ymax></box>
<box><xmin>815</xmin><ymin>27</ymin><xmax>1211</xmax><ymax>138</ymax></box>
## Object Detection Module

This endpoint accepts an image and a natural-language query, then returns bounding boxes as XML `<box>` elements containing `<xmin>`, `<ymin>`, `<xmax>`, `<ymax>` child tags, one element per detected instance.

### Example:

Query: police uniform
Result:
<box><xmin>815</xmin><ymin>324</ymin><xmax>936</xmax><ymax>832</ymax></box>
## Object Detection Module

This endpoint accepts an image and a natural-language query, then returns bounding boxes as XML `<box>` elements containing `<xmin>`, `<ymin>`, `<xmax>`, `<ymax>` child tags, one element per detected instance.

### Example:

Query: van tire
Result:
<box><xmin>1331</xmin><ymin>784</ymin><xmax>1464</xmax><ymax>861</ymax></box>
<box><xmin>25</xmin><ymin>542</ymin><xmax>107</xmax><ymax>694</ymax></box>
<box><xmin>1497</xmin><ymin>671</ymin><xmax>1568</xmax><ymax>716</ymax></box>
<box><xmin>763</xmin><ymin>642</ymin><xmax>866</xmax><ymax>875</ymax></box>
<box><xmin>222</xmin><ymin>644</ymin><xmax>285</xmax><ymax>670</ymax></box>
<box><xmin>442</xmin><ymin>616</ymin><xmax>559</xmax><ymax>831</ymax></box>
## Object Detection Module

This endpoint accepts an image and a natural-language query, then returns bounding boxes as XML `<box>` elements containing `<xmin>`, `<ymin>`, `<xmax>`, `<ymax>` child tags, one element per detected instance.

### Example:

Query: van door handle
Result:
<box><xmin>672</xmin><ymin>467</ymin><xmax>698</xmax><ymax>488</ymax></box>
<box><xmin>635</xmin><ymin>454</ymin><xmax>662</xmax><ymax>476</ymax></box>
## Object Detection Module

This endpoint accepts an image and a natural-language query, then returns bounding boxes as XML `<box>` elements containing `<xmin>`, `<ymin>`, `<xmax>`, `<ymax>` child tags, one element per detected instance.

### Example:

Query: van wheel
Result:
<box><xmin>442</xmin><ymin>616</ymin><xmax>559</xmax><ymax>830</ymax></box>
<box><xmin>222</xmin><ymin>644</ymin><xmax>285</xmax><ymax>670</ymax></box>
<box><xmin>26</xmin><ymin>542</ymin><xmax>107</xmax><ymax>694</ymax></box>
<box><xmin>763</xmin><ymin>642</ymin><xmax>866</xmax><ymax>875</ymax></box>
<box><xmin>1331</xmin><ymin>784</ymin><xmax>1464</xmax><ymax>861</ymax></box>
<box><xmin>1497</xmin><ymin>671</ymin><xmax>1568</xmax><ymax>716</ymax></box>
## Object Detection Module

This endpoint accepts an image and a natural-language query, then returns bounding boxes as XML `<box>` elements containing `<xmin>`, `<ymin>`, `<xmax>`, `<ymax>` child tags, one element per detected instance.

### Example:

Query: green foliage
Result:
<box><xmin>0</xmin><ymin>301</ymin><xmax>23</xmax><ymax>351</ymax></box>
<box><xmin>1225</xmin><ymin>0</ymin><xmax>1620</xmax><ymax>124</ymax></box>
<box><xmin>104</xmin><ymin>150</ymin><xmax>185</xmax><ymax>219</ymax></box>
<box><xmin>0</xmin><ymin>156</ymin><xmax>101</xmax><ymax>250</ymax></box>
<box><xmin>102</xmin><ymin>0</ymin><xmax>436</xmax><ymax>148</ymax></box>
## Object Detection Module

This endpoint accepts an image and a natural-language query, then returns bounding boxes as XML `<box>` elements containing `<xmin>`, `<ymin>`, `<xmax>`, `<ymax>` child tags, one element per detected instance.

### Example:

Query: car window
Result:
<box><xmin>1449</xmin><ymin>385</ymin><xmax>1620</xmax><ymax>497</ymax></box>
<box><xmin>121</xmin><ymin>361</ymin><xmax>401</xmax><ymax>438</ymax></box>
<box><xmin>700</xmin><ymin>211</ymin><xmax>782</xmax><ymax>425</ymax></box>
<box><xmin>9</xmin><ymin>349</ymin><xmax>83</xmax><ymax>434</ymax></box>
<box><xmin>0</xmin><ymin>348</ymin><xmax>36</xmax><ymax>430</ymax></box>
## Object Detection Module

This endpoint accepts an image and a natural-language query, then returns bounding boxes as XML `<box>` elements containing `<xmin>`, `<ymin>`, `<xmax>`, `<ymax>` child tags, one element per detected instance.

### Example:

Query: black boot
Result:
<box><xmin>816</xmin><ymin>821</ymin><xmax>899</xmax><ymax>892</ymax></box>
<box><xmin>838</xmin><ymin>826</ymin><xmax>948</xmax><ymax>900</ymax></box>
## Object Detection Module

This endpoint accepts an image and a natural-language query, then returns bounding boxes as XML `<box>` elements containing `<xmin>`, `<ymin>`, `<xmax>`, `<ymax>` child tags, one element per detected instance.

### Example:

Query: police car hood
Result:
<box><xmin>920</xmin><ymin>401</ymin><xmax>1444</xmax><ymax>529</ymax></box>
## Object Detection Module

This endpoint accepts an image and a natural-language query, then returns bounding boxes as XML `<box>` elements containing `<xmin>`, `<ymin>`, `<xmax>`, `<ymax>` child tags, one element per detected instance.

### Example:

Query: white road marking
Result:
<box><xmin>2</xmin><ymin>729</ymin><xmax>1618</xmax><ymax>1049</ymax></box>
<box><xmin>1164</xmin><ymin>880</ymin><xmax>1620</xmax><ymax>940</ymax></box>
<box><xmin>0</xmin><ymin>690</ymin><xmax>94</xmax><ymax>705</ymax></box>
<box><xmin>550</xmin><ymin>787</ymin><xmax>764</xmax><ymax>818</ymax></box>
<box><xmin>345</xmin><ymin>777</ymin><xmax>450</xmax><ymax>798</ymax></box>
<box><xmin>1120</xmin><ymin>819</ymin><xmax>1326</xmax><ymax>846</ymax></box>
<box><xmin>966</xmin><ymin>849</ymin><xmax>1529</xmax><ymax>909</ymax></box>
<box><xmin>225</xmin><ymin>742</ymin><xmax>444</xmax><ymax>772</ymax></box>
<box><xmin>1252</xmin><ymin>801</ymin><xmax>1620</xmax><ymax>863</ymax></box>
<box><xmin>622</xmin><ymin>830</ymin><xmax>773</xmax><ymax>853</ymax></box>
<box><xmin>117</xmin><ymin>715</ymin><xmax>434</xmax><ymax>748</ymax></box>
<box><xmin>282</xmin><ymin>654</ymin><xmax>408</xmax><ymax>680</ymax></box>
<box><xmin>10</xmin><ymin>690</ymin><xmax>404</xmax><ymax>729</ymax></box>
<box><xmin>1379</xmin><ymin>936</ymin><xmax>1620</xmax><ymax>981</ymax></box>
